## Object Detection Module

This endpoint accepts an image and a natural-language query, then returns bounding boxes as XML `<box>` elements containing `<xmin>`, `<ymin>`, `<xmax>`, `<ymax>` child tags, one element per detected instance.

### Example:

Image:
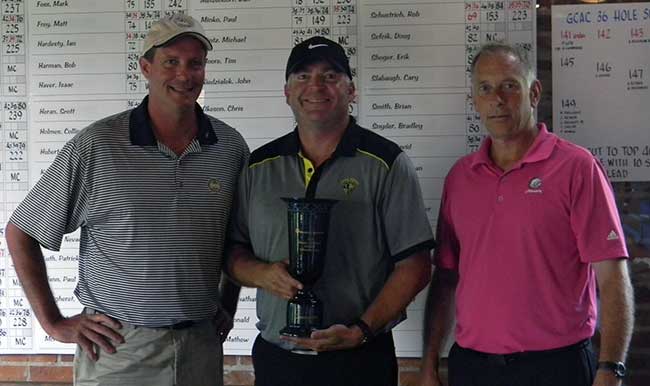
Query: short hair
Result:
<box><xmin>142</xmin><ymin>47</ymin><xmax>156</xmax><ymax>62</ymax></box>
<box><xmin>470</xmin><ymin>43</ymin><xmax>536</xmax><ymax>86</ymax></box>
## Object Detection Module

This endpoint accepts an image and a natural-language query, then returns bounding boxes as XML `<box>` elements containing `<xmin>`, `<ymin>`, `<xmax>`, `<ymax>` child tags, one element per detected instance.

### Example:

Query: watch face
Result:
<box><xmin>600</xmin><ymin>362</ymin><xmax>626</xmax><ymax>378</ymax></box>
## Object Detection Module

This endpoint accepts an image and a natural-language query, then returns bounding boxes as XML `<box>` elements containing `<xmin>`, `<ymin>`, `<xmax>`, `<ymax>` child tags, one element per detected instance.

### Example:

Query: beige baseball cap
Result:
<box><xmin>141</xmin><ymin>13</ymin><xmax>213</xmax><ymax>56</ymax></box>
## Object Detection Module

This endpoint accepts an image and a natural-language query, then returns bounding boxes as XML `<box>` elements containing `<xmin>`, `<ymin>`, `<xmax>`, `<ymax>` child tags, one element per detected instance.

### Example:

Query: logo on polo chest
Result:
<box><xmin>208</xmin><ymin>178</ymin><xmax>221</xmax><ymax>193</ymax></box>
<box><xmin>340</xmin><ymin>178</ymin><xmax>359</xmax><ymax>195</ymax></box>
<box><xmin>525</xmin><ymin>177</ymin><xmax>543</xmax><ymax>194</ymax></box>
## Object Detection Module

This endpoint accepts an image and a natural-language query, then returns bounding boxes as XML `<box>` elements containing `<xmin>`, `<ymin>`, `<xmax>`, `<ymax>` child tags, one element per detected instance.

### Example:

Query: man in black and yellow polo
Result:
<box><xmin>226</xmin><ymin>36</ymin><xmax>435</xmax><ymax>386</ymax></box>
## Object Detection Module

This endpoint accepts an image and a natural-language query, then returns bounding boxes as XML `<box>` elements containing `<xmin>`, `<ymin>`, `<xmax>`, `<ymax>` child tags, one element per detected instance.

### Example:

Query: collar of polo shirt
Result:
<box><xmin>128</xmin><ymin>96</ymin><xmax>218</xmax><ymax>147</ymax></box>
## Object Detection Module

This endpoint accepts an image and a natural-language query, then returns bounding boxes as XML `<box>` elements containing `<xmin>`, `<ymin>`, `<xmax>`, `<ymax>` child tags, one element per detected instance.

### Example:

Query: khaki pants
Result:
<box><xmin>74</xmin><ymin>313</ymin><xmax>223</xmax><ymax>386</ymax></box>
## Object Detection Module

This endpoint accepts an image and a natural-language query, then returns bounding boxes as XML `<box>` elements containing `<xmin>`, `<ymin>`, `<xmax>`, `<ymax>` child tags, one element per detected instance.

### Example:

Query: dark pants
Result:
<box><xmin>448</xmin><ymin>339</ymin><xmax>597</xmax><ymax>386</ymax></box>
<box><xmin>252</xmin><ymin>333</ymin><xmax>398</xmax><ymax>386</ymax></box>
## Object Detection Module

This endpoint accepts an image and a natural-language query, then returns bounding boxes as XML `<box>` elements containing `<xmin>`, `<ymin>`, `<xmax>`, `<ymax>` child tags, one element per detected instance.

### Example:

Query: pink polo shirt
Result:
<box><xmin>435</xmin><ymin>124</ymin><xmax>628</xmax><ymax>354</ymax></box>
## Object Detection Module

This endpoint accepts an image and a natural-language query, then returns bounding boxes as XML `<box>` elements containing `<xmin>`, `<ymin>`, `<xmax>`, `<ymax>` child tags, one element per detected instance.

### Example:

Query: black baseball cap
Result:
<box><xmin>285</xmin><ymin>36</ymin><xmax>352</xmax><ymax>80</ymax></box>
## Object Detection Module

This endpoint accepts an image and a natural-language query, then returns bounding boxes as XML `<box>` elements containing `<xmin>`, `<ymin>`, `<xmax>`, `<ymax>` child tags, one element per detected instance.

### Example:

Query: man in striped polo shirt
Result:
<box><xmin>227</xmin><ymin>36</ymin><xmax>436</xmax><ymax>386</ymax></box>
<box><xmin>5</xmin><ymin>14</ymin><xmax>248</xmax><ymax>385</ymax></box>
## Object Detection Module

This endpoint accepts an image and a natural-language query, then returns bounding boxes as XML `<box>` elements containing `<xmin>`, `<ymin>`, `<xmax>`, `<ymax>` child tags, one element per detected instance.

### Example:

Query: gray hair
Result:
<box><xmin>470</xmin><ymin>43</ymin><xmax>536</xmax><ymax>86</ymax></box>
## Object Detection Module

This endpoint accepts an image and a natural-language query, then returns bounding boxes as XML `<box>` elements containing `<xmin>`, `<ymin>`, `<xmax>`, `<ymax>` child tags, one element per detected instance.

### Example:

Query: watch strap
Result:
<box><xmin>597</xmin><ymin>361</ymin><xmax>626</xmax><ymax>378</ymax></box>
<box><xmin>350</xmin><ymin>318</ymin><xmax>374</xmax><ymax>345</ymax></box>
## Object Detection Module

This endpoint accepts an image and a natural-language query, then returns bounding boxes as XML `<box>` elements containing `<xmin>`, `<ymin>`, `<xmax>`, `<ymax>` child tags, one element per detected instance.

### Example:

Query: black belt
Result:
<box><xmin>84</xmin><ymin>308</ymin><xmax>198</xmax><ymax>330</ymax></box>
<box><xmin>461</xmin><ymin>339</ymin><xmax>590</xmax><ymax>366</ymax></box>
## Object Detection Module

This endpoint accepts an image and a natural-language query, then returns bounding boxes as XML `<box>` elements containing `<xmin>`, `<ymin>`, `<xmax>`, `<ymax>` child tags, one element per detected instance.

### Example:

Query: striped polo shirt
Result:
<box><xmin>229</xmin><ymin>117</ymin><xmax>435</xmax><ymax>349</ymax></box>
<box><xmin>10</xmin><ymin>96</ymin><xmax>249</xmax><ymax>326</ymax></box>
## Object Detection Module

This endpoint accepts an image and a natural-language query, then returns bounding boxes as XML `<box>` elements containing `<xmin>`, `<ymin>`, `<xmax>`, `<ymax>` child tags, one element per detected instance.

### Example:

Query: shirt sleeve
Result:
<box><xmin>433</xmin><ymin>175</ymin><xmax>461</xmax><ymax>270</ymax></box>
<box><xmin>380</xmin><ymin>152</ymin><xmax>435</xmax><ymax>261</ymax></box>
<box><xmin>227</xmin><ymin>161</ymin><xmax>252</xmax><ymax>247</ymax></box>
<box><xmin>9</xmin><ymin>138</ymin><xmax>88</xmax><ymax>251</ymax></box>
<box><xmin>570</xmin><ymin>155</ymin><xmax>628</xmax><ymax>262</ymax></box>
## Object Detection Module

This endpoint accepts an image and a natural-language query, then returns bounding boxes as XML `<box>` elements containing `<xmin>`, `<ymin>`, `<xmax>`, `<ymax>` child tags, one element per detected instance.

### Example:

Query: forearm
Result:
<box><xmin>282</xmin><ymin>251</ymin><xmax>431</xmax><ymax>352</ymax></box>
<box><xmin>226</xmin><ymin>243</ymin><xmax>269</xmax><ymax>288</ymax></box>
<box><xmin>421</xmin><ymin>267</ymin><xmax>457</xmax><ymax>376</ymax></box>
<box><xmin>361</xmin><ymin>251</ymin><xmax>431</xmax><ymax>333</ymax></box>
<box><xmin>225</xmin><ymin>243</ymin><xmax>301</xmax><ymax>302</ymax></box>
<box><xmin>5</xmin><ymin>223</ymin><xmax>63</xmax><ymax>333</ymax></box>
<box><xmin>596</xmin><ymin>260</ymin><xmax>634</xmax><ymax>362</ymax></box>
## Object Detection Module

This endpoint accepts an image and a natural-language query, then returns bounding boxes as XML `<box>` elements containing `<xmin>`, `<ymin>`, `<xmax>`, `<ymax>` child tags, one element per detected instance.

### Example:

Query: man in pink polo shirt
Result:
<box><xmin>417</xmin><ymin>43</ymin><xmax>634</xmax><ymax>386</ymax></box>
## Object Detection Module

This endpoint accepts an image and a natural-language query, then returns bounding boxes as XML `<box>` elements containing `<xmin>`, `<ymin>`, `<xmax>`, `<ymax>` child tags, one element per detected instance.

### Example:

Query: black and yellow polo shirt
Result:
<box><xmin>229</xmin><ymin>117</ymin><xmax>435</xmax><ymax>350</ymax></box>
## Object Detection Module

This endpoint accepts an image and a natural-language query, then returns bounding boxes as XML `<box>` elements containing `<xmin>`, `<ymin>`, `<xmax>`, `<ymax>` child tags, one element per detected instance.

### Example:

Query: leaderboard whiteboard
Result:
<box><xmin>552</xmin><ymin>2</ymin><xmax>650</xmax><ymax>182</ymax></box>
<box><xmin>0</xmin><ymin>0</ymin><xmax>535</xmax><ymax>355</ymax></box>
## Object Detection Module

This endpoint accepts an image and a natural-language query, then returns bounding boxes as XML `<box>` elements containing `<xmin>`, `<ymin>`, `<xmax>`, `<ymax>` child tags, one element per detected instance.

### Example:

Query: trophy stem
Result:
<box><xmin>280</xmin><ymin>289</ymin><xmax>321</xmax><ymax>337</ymax></box>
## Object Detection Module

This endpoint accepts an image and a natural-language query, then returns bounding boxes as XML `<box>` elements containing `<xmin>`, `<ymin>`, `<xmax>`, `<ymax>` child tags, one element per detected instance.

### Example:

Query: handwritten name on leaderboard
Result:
<box><xmin>566</xmin><ymin>8</ymin><xmax>650</xmax><ymax>24</ymax></box>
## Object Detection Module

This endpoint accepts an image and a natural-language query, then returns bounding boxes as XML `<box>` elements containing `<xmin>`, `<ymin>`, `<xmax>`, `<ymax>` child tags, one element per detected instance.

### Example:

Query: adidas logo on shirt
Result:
<box><xmin>606</xmin><ymin>230</ymin><xmax>619</xmax><ymax>241</ymax></box>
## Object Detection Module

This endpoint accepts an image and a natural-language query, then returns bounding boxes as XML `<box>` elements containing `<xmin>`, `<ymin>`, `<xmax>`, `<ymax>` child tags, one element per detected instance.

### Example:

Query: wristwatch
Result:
<box><xmin>597</xmin><ymin>361</ymin><xmax>626</xmax><ymax>378</ymax></box>
<box><xmin>350</xmin><ymin>319</ymin><xmax>374</xmax><ymax>345</ymax></box>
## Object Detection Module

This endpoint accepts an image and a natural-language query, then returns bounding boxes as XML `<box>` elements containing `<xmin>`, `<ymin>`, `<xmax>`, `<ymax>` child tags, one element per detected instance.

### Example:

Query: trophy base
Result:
<box><xmin>279</xmin><ymin>325</ymin><xmax>314</xmax><ymax>338</ymax></box>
